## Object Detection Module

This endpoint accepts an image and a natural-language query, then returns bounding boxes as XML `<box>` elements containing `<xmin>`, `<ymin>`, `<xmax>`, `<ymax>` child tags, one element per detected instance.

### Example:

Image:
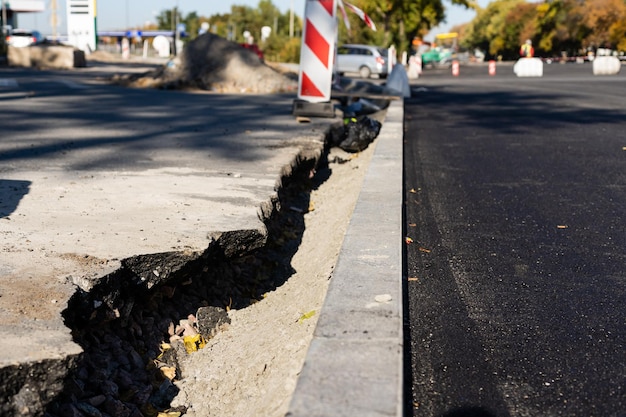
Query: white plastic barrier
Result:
<box><xmin>592</xmin><ymin>56</ymin><xmax>621</xmax><ymax>75</ymax></box>
<box><xmin>513</xmin><ymin>57</ymin><xmax>543</xmax><ymax>77</ymax></box>
<box><xmin>407</xmin><ymin>55</ymin><xmax>421</xmax><ymax>79</ymax></box>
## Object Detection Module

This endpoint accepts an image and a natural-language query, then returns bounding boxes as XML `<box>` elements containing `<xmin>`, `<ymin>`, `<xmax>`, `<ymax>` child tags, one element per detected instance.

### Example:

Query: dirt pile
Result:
<box><xmin>114</xmin><ymin>34</ymin><xmax>298</xmax><ymax>93</ymax></box>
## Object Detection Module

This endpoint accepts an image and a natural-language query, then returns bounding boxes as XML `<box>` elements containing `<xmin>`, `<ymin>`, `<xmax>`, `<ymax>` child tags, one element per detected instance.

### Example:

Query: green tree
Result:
<box><xmin>184</xmin><ymin>11</ymin><xmax>201</xmax><ymax>40</ymax></box>
<box><xmin>339</xmin><ymin>0</ymin><xmax>473</xmax><ymax>52</ymax></box>
<box><xmin>463</xmin><ymin>0</ymin><xmax>532</xmax><ymax>58</ymax></box>
<box><xmin>156</xmin><ymin>7</ymin><xmax>177</xmax><ymax>32</ymax></box>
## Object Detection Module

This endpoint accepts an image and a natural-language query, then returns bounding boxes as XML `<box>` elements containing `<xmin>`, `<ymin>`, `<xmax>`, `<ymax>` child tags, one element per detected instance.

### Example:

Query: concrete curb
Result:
<box><xmin>288</xmin><ymin>99</ymin><xmax>404</xmax><ymax>416</ymax></box>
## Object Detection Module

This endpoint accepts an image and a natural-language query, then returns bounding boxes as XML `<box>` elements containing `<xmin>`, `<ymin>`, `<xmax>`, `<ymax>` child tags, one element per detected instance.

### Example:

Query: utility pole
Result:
<box><xmin>2</xmin><ymin>0</ymin><xmax>8</xmax><ymax>35</ymax></box>
<box><xmin>174</xmin><ymin>0</ymin><xmax>180</xmax><ymax>55</ymax></box>
<box><xmin>50</xmin><ymin>0</ymin><xmax>58</xmax><ymax>40</ymax></box>
<box><xmin>289</xmin><ymin>0</ymin><xmax>294</xmax><ymax>38</ymax></box>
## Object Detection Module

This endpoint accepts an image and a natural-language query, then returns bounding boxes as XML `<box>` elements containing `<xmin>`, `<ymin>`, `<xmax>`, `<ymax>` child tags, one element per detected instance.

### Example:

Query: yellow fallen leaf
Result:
<box><xmin>183</xmin><ymin>334</ymin><xmax>206</xmax><ymax>353</ymax></box>
<box><xmin>160</xmin><ymin>366</ymin><xmax>177</xmax><ymax>381</ymax></box>
<box><xmin>408</xmin><ymin>223</ymin><xmax>417</xmax><ymax>227</ymax></box>
<box><xmin>410</xmin><ymin>188</ymin><xmax>417</xmax><ymax>193</ymax></box>
<box><xmin>408</xmin><ymin>277</ymin><xmax>419</xmax><ymax>282</ymax></box>
<box><xmin>557</xmin><ymin>225</ymin><xmax>568</xmax><ymax>229</ymax></box>
<box><xmin>405</xmin><ymin>237</ymin><xmax>414</xmax><ymax>244</ymax></box>
<box><xmin>158</xmin><ymin>412</ymin><xmax>182</xmax><ymax>417</ymax></box>
<box><xmin>297</xmin><ymin>310</ymin><xmax>316</xmax><ymax>323</ymax></box>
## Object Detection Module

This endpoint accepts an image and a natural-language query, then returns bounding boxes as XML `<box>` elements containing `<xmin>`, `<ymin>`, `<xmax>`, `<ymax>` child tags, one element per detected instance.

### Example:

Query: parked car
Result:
<box><xmin>240</xmin><ymin>43</ymin><xmax>264</xmax><ymax>61</ymax></box>
<box><xmin>336</xmin><ymin>44</ymin><xmax>389</xmax><ymax>78</ymax></box>
<box><xmin>6</xmin><ymin>29</ymin><xmax>42</xmax><ymax>48</ymax></box>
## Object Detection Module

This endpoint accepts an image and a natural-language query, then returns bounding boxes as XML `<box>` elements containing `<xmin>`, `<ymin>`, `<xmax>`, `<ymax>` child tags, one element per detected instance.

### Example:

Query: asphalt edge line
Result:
<box><xmin>287</xmin><ymin>98</ymin><xmax>405</xmax><ymax>417</ymax></box>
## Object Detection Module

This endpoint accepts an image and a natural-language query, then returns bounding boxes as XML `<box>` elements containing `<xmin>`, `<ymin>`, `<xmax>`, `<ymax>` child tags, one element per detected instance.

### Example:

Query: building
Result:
<box><xmin>1</xmin><ymin>0</ymin><xmax>45</xmax><ymax>31</ymax></box>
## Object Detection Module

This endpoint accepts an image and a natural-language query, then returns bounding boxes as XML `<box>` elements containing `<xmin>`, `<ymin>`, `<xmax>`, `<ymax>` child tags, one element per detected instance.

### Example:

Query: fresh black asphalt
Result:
<box><xmin>403</xmin><ymin>63</ymin><xmax>626</xmax><ymax>416</ymax></box>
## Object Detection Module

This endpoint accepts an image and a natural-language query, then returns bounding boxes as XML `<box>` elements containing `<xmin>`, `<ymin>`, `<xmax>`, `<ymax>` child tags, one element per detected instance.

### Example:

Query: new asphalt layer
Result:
<box><xmin>0</xmin><ymin>63</ymin><xmax>404</xmax><ymax>416</ymax></box>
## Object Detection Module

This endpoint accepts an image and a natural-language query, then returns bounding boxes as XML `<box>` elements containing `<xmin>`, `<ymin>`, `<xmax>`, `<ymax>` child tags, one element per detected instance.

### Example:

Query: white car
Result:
<box><xmin>336</xmin><ymin>44</ymin><xmax>389</xmax><ymax>79</ymax></box>
<box><xmin>6</xmin><ymin>29</ymin><xmax>41</xmax><ymax>47</ymax></box>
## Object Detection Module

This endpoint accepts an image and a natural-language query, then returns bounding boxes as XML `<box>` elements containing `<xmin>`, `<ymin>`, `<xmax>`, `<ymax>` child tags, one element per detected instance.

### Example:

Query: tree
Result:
<box><xmin>581</xmin><ymin>0</ymin><xmax>626</xmax><ymax>50</ymax></box>
<box><xmin>460</xmin><ymin>0</ymin><xmax>626</xmax><ymax>59</ymax></box>
<box><xmin>341</xmin><ymin>0</ymin><xmax>474</xmax><ymax>52</ymax></box>
<box><xmin>156</xmin><ymin>8</ymin><xmax>177</xmax><ymax>32</ymax></box>
<box><xmin>462</xmin><ymin>0</ymin><xmax>525</xmax><ymax>58</ymax></box>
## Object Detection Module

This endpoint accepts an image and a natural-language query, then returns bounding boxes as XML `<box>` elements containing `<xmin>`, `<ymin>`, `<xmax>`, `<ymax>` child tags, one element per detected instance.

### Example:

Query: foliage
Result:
<box><xmin>155</xmin><ymin>1</ymin><xmax>302</xmax><ymax>62</ymax></box>
<box><xmin>461</xmin><ymin>0</ymin><xmax>626</xmax><ymax>59</ymax></box>
<box><xmin>152</xmin><ymin>0</ymin><xmax>626</xmax><ymax>62</ymax></box>
<box><xmin>581</xmin><ymin>0</ymin><xmax>626</xmax><ymax>50</ymax></box>
<box><xmin>339</xmin><ymin>0</ymin><xmax>473</xmax><ymax>52</ymax></box>
<box><xmin>154</xmin><ymin>0</ymin><xmax>472</xmax><ymax>61</ymax></box>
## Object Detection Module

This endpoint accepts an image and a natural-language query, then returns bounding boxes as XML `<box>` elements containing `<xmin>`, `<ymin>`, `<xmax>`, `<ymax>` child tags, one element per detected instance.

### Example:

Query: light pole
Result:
<box><xmin>289</xmin><ymin>0</ymin><xmax>294</xmax><ymax>38</ymax></box>
<box><xmin>174</xmin><ymin>0</ymin><xmax>180</xmax><ymax>55</ymax></box>
<box><xmin>50</xmin><ymin>0</ymin><xmax>58</xmax><ymax>40</ymax></box>
<box><xmin>1</xmin><ymin>0</ymin><xmax>8</xmax><ymax>35</ymax></box>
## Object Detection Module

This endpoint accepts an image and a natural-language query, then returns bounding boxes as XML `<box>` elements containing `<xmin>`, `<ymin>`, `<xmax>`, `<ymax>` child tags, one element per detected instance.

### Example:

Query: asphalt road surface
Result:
<box><xmin>404</xmin><ymin>63</ymin><xmax>626</xmax><ymax>416</ymax></box>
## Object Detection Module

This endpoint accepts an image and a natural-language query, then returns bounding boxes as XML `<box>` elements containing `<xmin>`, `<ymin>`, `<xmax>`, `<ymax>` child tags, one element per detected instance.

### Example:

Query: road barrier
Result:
<box><xmin>592</xmin><ymin>56</ymin><xmax>621</xmax><ymax>75</ymax></box>
<box><xmin>297</xmin><ymin>0</ymin><xmax>337</xmax><ymax>103</ymax></box>
<box><xmin>513</xmin><ymin>57</ymin><xmax>543</xmax><ymax>77</ymax></box>
<box><xmin>452</xmin><ymin>60</ymin><xmax>459</xmax><ymax>77</ymax></box>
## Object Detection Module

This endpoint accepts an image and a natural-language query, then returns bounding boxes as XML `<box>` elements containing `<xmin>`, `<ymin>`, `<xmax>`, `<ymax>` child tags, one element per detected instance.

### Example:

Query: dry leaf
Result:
<box><xmin>418</xmin><ymin>247</ymin><xmax>431</xmax><ymax>253</ymax></box>
<box><xmin>160</xmin><ymin>366</ymin><xmax>177</xmax><ymax>380</ymax></box>
<box><xmin>297</xmin><ymin>310</ymin><xmax>316</xmax><ymax>323</ymax></box>
<box><xmin>183</xmin><ymin>334</ymin><xmax>206</xmax><ymax>353</ymax></box>
<box><xmin>405</xmin><ymin>237</ymin><xmax>414</xmax><ymax>244</ymax></box>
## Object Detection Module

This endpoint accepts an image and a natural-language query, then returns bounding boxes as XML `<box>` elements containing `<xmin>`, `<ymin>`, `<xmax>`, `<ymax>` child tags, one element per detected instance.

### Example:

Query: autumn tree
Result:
<box><xmin>460</xmin><ymin>0</ymin><xmax>626</xmax><ymax>59</ymax></box>
<box><xmin>581</xmin><ymin>0</ymin><xmax>626</xmax><ymax>50</ymax></box>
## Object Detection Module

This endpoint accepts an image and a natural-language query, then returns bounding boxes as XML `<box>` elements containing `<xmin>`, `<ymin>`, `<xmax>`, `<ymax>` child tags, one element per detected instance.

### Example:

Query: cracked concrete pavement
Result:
<box><xmin>0</xmin><ymin>62</ymin><xmax>332</xmax><ymax>415</ymax></box>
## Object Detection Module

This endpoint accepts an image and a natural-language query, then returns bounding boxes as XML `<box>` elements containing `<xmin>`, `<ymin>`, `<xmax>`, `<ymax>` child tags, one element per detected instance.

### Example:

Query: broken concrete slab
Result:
<box><xmin>0</xmin><ymin>65</ymin><xmax>332</xmax><ymax>415</ymax></box>
<box><xmin>7</xmin><ymin>45</ymin><xmax>86</xmax><ymax>69</ymax></box>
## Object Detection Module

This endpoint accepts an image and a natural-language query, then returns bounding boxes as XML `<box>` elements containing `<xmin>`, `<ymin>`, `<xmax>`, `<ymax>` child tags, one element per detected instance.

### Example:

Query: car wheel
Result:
<box><xmin>359</xmin><ymin>66</ymin><xmax>371</xmax><ymax>78</ymax></box>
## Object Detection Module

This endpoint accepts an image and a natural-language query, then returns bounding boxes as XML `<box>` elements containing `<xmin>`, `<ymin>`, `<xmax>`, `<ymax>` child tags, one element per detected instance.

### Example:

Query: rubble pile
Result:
<box><xmin>114</xmin><ymin>33</ymin><xmax>298</xmax><ymax>93</ymax></box>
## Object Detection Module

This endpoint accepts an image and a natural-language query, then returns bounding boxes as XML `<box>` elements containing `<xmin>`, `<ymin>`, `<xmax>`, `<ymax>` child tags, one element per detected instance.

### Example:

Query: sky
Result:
<box><xmin>17</xmin><ymin>0</ymin><xmax>486</xmax><ymax>41</ymax></box>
